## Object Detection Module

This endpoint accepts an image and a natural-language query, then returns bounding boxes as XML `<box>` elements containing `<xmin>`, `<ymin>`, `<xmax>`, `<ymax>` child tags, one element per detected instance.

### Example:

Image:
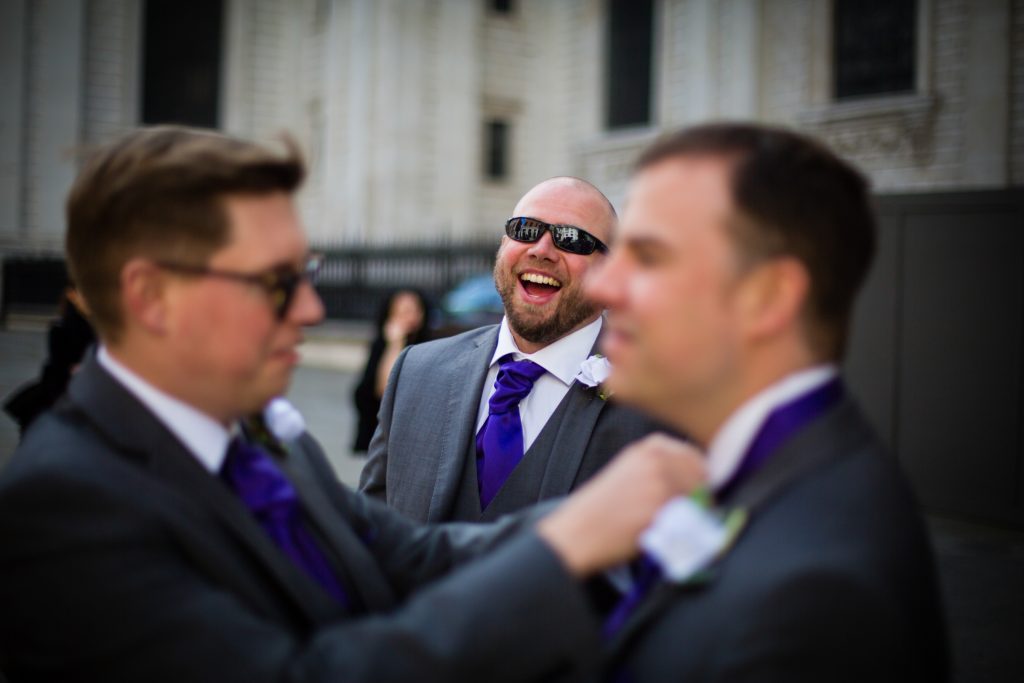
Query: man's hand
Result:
<box><xmin>536</xmin><ymin>434</ymin><xmax>706</xmax><ymax>576</ymax></box>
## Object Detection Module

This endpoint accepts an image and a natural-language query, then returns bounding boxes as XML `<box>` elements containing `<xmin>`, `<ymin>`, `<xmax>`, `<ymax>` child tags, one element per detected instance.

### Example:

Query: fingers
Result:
<box><xmin>536</xmin><ymin>435</ymin><xmax>708</xmax><ymax>577</ymax></box>
<box><xmin>635</xmin><ymin>433</ymin><xmax>707</xmax><ymax>495</ymax></box>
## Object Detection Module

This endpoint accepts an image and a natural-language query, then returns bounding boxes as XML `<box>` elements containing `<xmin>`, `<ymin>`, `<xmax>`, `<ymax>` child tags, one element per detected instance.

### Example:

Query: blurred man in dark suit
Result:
<box><xmin>587</xmin><ymin>123</ymin><xmax>949</xmax><ymax>682</ymax></box>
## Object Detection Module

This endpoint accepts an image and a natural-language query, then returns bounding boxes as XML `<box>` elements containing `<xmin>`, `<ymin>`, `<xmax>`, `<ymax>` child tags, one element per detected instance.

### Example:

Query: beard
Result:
<box><xmin>493</xmin><ymin>261</ymin><xmax>602</xmax><ymax>347</ymax></box>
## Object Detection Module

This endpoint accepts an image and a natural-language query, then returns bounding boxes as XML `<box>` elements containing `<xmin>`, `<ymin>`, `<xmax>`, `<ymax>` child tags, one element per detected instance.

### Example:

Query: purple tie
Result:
<box><xmin>476</xmin><ymin>355</ymin><xmax>546</xmax><ymax>509</ymax></box>
<box><xmin>221</xmin><ymin>437</ymin><xmax>350</xmax><ymax>607</ymax></box>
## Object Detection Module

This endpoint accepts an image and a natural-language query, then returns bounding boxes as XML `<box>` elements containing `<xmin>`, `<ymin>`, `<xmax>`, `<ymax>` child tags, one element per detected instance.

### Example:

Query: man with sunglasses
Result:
<box><xmin>0</xmin><ymin>127</ymin><xmax>706</xmax><ymax>681</ymax></box>
<box><xmin>360</xmin><ymin>177</ymin><xmax>664</xmax><ymax>523</ymax></box>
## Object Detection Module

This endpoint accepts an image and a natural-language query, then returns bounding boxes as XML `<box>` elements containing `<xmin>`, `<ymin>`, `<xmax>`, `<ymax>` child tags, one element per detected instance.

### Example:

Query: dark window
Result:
<box><xmin>484</xmin><ymin>119</ymin><xmax>510</xmax><ymax>182</ymax></box>
<box><xmin>606</xmin><ymin>0</ymin><xmax>653</xmax><ymax>129</ymax></box>
<box><xmin>141</xmin><ymin>0</ymin><xmax>224</xmax><ymax>127</ymax></box>
<box><xmin>834</xmin><ymin>0</ymin><xmax>916</xmax><ymax>100</ymax></box>
<box><xmin>489</xmin><ymin>0</ymin><xmax>515</xmax><ymax>15</ymax></box>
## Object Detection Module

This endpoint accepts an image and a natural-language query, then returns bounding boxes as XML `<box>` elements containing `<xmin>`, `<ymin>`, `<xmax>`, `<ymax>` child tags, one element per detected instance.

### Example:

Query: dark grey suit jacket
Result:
<box><xmin>0</xmin><ymin>357</ymin><xmax>601</xmax><ymax>682</ymax></box>
<box><xmin>605</xmin><ymin>396</ymin><xmax>949</xmax><ymax>683</ymax></box>
<box><xmin>359</xmin><ymin>324</ymin><xmax>665</xmax><ymax>522</ymax></box>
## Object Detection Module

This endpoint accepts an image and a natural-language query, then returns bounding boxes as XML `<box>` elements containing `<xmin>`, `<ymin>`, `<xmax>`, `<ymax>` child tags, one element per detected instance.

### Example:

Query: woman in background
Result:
<box><xmin>4</xmin><ymin>289</ymin><xmax>95</xmax><ymax>435</ymax></box>
<box><xmin>352</xmin><ymin>289</ymin><xmax>431</xmax><ymax>452</ymax></box>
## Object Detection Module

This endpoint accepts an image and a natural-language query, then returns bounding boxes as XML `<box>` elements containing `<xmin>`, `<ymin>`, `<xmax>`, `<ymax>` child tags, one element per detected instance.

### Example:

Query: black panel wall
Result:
<box><xmin>845</xmin><ymin>189</ymin><xmax>1024</xmax><ymax>529</ymax></box>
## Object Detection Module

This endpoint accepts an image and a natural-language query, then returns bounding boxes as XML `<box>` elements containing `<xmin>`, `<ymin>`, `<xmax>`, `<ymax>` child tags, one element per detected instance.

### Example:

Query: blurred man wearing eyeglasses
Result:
<box><xmin>0</xmin><ymin>127</ymin><xmax>707</xmax><ymax>682</ymax></box>
<box><xmin>360</xmin><ymin>177</ymin><xmax>665</xmax><ymax>523</ymax></box>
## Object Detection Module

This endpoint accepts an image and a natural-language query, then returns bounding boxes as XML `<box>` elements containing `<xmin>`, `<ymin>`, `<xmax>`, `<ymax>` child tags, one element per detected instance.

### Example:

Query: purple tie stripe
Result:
<box><xmin>476</xmin><ymin>355</ymin><xmax>546</xmax><ymax>509</ymax></box>
<box><xmin>222</xmin><ymin>437</ymin><xmax>350</xmax><ymax>607</ymax></box>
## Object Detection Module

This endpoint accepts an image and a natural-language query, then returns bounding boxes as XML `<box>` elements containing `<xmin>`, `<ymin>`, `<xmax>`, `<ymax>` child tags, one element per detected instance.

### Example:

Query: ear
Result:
<box><xmin>120</xmin><ymin>258</ymin><xmax>170</xmax><ymax>335</ymax></box>
<box><xmin>737</xmin><ymin>257</ymin><xmax>809</xmax><ymax>341</ymax></box>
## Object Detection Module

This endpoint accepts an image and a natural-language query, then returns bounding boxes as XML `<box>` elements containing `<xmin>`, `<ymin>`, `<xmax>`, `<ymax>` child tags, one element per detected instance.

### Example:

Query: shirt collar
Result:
<box><xmin>97</xmin><ymin>346</ymin><xmax>231</xmax><ymax>473</ymax></box>
<box><xmin>490</xmin><ymin>316</ymin><xmax>604</xmax><ymax>386</ymax></box>
<box><xmin>706</xmin><ymin>364</ymin><xmax>839</xmax><ymax>491</ymax></box>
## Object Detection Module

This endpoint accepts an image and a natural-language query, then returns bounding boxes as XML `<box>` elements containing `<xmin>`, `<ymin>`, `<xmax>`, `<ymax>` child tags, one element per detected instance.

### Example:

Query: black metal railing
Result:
<box><xmin>307</xmin><ymin>241</ymin><xmax>500</xmax><ymax>320</ymax></box>
<box><xmin>0</xmin><ymin>257</ymin><xmax>69</xmax><ymax>323</ymax></box>
<box><xmin>0</xmin><ymin>242</ymin><xmax>500</xmax><ymax>324</ymax></box>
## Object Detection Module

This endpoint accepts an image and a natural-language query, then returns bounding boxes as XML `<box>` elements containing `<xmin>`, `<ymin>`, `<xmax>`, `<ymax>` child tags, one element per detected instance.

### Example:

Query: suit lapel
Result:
<box><xmin>533</xmin><ymin>381</ymin><xmax>606</xmax><ymax>498</ymax></box>
<box><xmin>725</xmin><ymin>397</ymin><xmax>869</xmax><ymax>512</ymax></box>
<box><xmin>606</xmin><ymin>574</ymin><xmax>712</xmax><ymax>656</ymax></box>
<box><xmin>67</xmin><ymin>357</ymin><xmax>340</xmax><ymax>625</ymax></box>
<box><xmin>279</xmin><ymin>447</ymin><xmax>397</xmax><ymax>612</ymax></box>
<box><xmin>424</xmin><ymin>326</ymin><xmax>499</xmax><ymax>522</ymax></box>
<box><xmin>533</xmin><ymin>334</ymin><xmax>608</xmax><ymax>498</ymax></box>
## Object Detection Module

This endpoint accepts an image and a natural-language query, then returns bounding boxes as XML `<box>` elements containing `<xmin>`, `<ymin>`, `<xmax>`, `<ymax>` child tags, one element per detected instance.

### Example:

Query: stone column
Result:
<box><xmin>962</xmin><ymin>0</ymin><xmax>1011</xmax><ymax>186</ymax></box>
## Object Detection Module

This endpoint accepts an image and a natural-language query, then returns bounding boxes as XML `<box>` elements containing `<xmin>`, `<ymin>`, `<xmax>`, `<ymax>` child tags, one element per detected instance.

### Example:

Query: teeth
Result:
<box><xmin>520</xmin><ymin>272</ymin><xmax>562</xmax><ymax>288</ymax></box>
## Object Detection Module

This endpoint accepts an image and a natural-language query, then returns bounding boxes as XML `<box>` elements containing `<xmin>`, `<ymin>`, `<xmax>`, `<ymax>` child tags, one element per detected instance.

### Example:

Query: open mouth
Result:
<box><xmin>519</xmin><ymin>272</ymin><xmax>562</xmax><ymax>299</ymax></box>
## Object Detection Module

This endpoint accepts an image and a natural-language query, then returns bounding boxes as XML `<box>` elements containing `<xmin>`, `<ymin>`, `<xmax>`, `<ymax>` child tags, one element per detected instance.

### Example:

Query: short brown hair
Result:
<box><xmin>65</xmin><ymin>126</ymin><xmax>305</xmax><ymax>341</ymax></box>
<box><xmin>635</xmin><ymin>122</ymin><xmax>876</xmax><ymax>360</ymax></box>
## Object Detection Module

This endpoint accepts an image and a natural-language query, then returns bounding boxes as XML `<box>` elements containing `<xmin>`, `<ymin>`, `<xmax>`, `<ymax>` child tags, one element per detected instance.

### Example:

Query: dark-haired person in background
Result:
<box><xmin>589</xmin><ymin>122</ymin><xmax>949</xmax><ymax>682</ymax></box>
<box><xmin>4</xmin><ymin>289</ymin><xmax>95</xmax><ymax>435</ymax></box>
<box><xmin>352</xmin><ymin>288</ymin><xmax>431</xmax><ymax>453</ymax></box>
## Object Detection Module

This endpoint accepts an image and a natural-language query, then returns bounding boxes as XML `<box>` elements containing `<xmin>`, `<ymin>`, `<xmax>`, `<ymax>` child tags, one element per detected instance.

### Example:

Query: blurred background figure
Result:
<box><xmin>3</xmin><ymin>289</ymin><xmax>95</xmax><ymax>435</ymax></box>
<box><xmin>351</xmin><ymin>289</ymin><xmax>431</xmax><ymax>452</ymax></box>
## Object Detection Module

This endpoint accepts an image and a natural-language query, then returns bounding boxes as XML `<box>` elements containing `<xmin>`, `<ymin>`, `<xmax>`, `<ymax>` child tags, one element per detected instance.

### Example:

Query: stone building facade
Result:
<box><xmin>1</xmin><ymin>0</ymin><xmax>1020</xmax><ymax>251</ymax></box>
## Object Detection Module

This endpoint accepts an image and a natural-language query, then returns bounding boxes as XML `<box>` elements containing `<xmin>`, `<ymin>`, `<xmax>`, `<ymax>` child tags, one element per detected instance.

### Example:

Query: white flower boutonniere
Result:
<box><xmin>575</xmin><ymin>354</ymin><xmax>613</xmax><ymax>399</ymax></box>
<box><xmin>263</xmin><ymin>397</ymin><xmax>307</xmax><ymax>441</ymax></box>
<box><xmin>640</xmin><ymin>488</ymin><xmax>748</xmax><ymax>584</ymax></box>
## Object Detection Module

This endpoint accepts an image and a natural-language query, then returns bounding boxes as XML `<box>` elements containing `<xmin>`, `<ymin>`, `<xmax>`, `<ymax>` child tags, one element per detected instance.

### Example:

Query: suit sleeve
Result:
<box><xmin>0</xmin><ymin>464</ymin><xmax>600</xmax><ymax>683</ymax></box>
<box><xmin>357</xmin><ymin>344</ymin><xmax>411</xmax><ymax>499</ymax></box>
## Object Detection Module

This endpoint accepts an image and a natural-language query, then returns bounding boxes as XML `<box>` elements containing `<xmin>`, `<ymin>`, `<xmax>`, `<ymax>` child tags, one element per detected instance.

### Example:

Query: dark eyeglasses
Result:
<box><xmin>156</xmin><ymin>253</ymin><xmax>323</xmax><ymax>320</ymax></box>
<box><xmin>504</xmin><ymin>216</ymin><xmax>609</xmax><ymax>255</ymax></box>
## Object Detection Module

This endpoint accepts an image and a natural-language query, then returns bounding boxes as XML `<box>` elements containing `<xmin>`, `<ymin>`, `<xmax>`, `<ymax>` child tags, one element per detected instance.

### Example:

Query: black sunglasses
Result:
<box><xmin>504</xmin><ymin>216</ymin><xmax>609</xmax><ymax>255</ymax></box>
<box><xmin>156</xmin><ymin>253</ymin><xmax>324</xmax><ymax>320</ymax></box>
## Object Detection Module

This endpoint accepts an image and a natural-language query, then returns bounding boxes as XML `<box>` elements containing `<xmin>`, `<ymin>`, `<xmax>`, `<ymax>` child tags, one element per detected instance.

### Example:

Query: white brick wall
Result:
<box><xmin>82</xmin><ymin>0</ymin><xmax>138</xmax><ymax>146</ymax></box>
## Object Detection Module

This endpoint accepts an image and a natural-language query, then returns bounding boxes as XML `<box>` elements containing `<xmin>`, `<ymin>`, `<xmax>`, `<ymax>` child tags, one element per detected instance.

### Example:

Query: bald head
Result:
<box><xmin>512</xmin><ymin>176</ymin><xmax>617</xmax><ymax>245</ymax></box>
<box><xmin>494</xmin><ymin>176</ymin><xmax>614</xmax><ymax>352</ymax></box>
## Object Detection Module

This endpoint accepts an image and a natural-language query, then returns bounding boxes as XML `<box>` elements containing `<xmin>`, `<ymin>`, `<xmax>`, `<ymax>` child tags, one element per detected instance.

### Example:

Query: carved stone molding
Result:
<box><xmin>797</xmin><ymin>93</ymin><xmax>940</xmax><ymax>165</ymax></box>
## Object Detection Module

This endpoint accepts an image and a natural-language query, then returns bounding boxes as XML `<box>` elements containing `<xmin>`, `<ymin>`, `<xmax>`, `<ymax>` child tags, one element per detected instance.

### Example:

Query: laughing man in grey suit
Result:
<box><xmin>359</xmin><ymin>177</ymin><xmax>663</xmax><ymax>522</ymax></box>
<box><xmin>586</xmin><ymin>123</ymin><xmax>949</xmax><ymax>682</ymax></box>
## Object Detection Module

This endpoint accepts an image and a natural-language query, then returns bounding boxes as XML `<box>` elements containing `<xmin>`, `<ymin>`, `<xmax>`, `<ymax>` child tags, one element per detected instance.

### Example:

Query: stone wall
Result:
<box><xmin>2</xmin><ymin>0</ymin><xmax>1020</xmax><ymax>252</ymax></box>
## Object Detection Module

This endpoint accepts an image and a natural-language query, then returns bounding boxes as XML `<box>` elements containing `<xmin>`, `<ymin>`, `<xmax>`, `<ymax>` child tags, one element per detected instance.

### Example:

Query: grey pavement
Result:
<box><xmin>1</xmin><ymin>324</ymin><xmax>1022</xmax><ymax>681</ymax></box>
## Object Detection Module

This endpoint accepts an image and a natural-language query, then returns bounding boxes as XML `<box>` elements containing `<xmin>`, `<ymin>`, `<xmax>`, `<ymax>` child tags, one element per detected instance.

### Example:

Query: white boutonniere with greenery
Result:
<box><xmin>641</xmin><ymin>488</ymin><xmax>748</xmax><ymax>585</ymax></box>
<box><xmin>575</xmin><ymin>354</ymin><xmax>613</xmax><ymax>400</ymax></box>
<box><xmin>245</xmin><ymin>397</ymin><xmax>306</xmax><ymax>455</ymax></box>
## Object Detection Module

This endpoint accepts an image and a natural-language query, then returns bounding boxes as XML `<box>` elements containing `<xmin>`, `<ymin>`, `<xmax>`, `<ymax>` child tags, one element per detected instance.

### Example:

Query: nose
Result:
<box><xmin>584</xmin><ymin>251</ymin><xmax>622</xmax><ymax>310</ymax></box>
<box><xmin>288</xmin><ymin>279</ymin><xmax>325</xmax><ymax>326</ymax></box>
<box><xmin>525</xmin><ymin>230</ymin><xmax>560</xmax><ymax>261</ymax></box>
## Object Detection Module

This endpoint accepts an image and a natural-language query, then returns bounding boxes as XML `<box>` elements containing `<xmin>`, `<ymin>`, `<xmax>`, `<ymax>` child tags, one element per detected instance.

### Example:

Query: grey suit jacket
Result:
<box><xmin>603</xmin><ymin>395</ymin><xmax>950</xmax><ymax>683</ymax></box>
<box><xmin>359</xmin><ymin>324</ymin><xmax>665</xmax><ymax>523</ymax></box>
<box><xmin>0</xmin><ymin>356</ymin><xmax>601</xmax><ymax>682</ymax></box>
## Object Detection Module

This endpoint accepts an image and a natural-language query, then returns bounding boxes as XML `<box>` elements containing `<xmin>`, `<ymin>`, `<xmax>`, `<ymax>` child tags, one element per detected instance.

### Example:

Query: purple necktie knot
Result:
<box><xmin>223</xmin><ymin>439</ymin><xmax>299</xmax><ymax>517</ymax></box>
<box><xmin>487</xmin><ymin>356</ymin><xmax>546</xmax><ymax>414</ymax></box>
<box><xmin>476</xmin><ymin>355</ymin><xmax>546</xmax><ymax>509</ymax></box>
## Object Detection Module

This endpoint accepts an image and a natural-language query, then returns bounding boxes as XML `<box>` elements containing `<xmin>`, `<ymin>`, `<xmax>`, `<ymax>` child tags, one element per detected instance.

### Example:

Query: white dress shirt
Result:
<box><xmin>98</xmin><ymin>346</ymin><xmax>231</xmax><ymax>473</ymax></box>
<box><xmin>706</xmin><ymin>364</ymin><xmax>840</xmax><ymax>492</ymax></box>
<box><xmin>475</xmin><ymin>316</ymin><xmax>604</xmax><ymax>452</ymax></box>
